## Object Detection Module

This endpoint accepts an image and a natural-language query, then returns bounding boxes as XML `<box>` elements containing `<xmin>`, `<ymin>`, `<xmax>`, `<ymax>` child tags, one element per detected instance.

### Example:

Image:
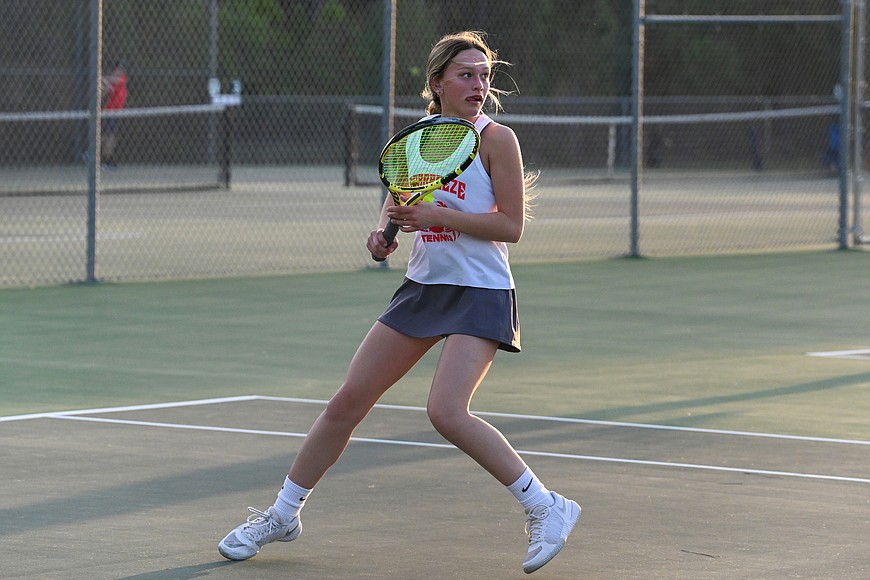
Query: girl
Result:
<box><xmin>218</xmin><ymin>31</ymin><xmax>580</xmax><ymax>575</ymax></box>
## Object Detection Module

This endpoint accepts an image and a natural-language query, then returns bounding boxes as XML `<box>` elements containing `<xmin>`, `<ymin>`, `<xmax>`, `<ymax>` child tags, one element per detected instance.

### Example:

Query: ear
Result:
<box><xmin>429</xmin><ymin>78</ymin><xmax>442</xmax><ymax>95</ymax></box>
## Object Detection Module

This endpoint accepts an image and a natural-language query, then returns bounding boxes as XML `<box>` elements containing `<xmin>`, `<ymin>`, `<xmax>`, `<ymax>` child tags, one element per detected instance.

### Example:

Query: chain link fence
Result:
<box><xmin>0</xmin><ymin>0</ymin><xmax>863</xmax><ymax>287</ymax></box>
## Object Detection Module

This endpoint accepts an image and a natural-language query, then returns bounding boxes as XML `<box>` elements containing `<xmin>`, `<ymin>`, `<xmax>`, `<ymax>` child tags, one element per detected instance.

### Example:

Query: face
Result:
<box><xmin>431</xmin><ymin>48</ymin><xmax>491</xmax><ymax>119</ymax></box>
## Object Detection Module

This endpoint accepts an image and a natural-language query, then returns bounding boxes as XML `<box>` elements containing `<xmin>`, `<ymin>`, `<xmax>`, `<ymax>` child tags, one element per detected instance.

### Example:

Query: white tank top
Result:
<box><xmin>406</xmin><ymin>114</ymin><xmax>515</xmax><ymax>290</ymax></box>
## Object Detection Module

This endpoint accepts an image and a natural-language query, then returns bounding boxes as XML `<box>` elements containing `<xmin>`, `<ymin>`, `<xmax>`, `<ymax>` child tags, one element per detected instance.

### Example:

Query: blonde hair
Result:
<box><xmin>421</xmin><ymin>31</ymin><xmax>538</xmax><ymax>214</ymax></box>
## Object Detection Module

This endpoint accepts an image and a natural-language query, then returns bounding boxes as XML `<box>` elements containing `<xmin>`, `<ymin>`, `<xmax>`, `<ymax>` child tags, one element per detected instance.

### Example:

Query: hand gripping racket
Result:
<box><xmin>371</xmin><ymin>116</ymin><xmax>480</xmax><ymax>261</ymax></box>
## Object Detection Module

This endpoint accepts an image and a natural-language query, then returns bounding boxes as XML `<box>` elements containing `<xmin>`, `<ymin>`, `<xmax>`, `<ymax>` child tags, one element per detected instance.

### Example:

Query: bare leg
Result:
<box><xmin>426</xmin><ymin>334</ymin><xmax>527</xmax><ymax>486</ymax></box>
<box><xmin>288</xmin><ymin>322</ymin><xmax>440</xmax><ymax>488</ymax></box>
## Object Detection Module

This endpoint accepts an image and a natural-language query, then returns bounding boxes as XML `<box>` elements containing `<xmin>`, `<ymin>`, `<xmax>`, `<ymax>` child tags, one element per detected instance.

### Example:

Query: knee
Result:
<box><xmin>323</xmin><ymin>388</ymin><xmax>370</xmax><ymax>426</ymax></box>
<box><xmin>427</xmin><ymin>401</ymin><xmax>469</xmax><ymax>441</ymax></box>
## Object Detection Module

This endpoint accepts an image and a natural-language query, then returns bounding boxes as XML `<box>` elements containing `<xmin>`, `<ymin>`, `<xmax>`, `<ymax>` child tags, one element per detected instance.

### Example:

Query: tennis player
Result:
<box><xmin>218</xmin><ymin>30</ymin><xmax>580</xmax><ymax>574</ymax></box>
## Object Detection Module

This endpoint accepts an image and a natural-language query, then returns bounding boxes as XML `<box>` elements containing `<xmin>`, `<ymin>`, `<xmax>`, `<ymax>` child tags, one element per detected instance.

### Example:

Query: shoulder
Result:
<box><xmin>480</xmin><ymin>120</ymin><xmax>521</xmax><ymax>156</ymax></box>
<box><xmin>478</xmin><ymin>119</ymin><xmax>523</xmax><ymax>175</ymax></box>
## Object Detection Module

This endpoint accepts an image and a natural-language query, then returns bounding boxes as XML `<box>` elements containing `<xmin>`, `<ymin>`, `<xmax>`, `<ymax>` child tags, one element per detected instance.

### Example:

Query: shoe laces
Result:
<box><xmin>242</xmin><ymin>507</ymin><xmax>284</xmax><ymax>540</ymax></box>
<box><xmin>525</xmin><ymin>505</ymin><xmax>551</xmax><ymax>544</ymax></box>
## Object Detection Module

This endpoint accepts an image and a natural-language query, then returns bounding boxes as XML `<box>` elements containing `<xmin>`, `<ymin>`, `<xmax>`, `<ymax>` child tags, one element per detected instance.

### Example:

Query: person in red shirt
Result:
<box><xmin>101</xmin><ymin>61</ymin><xmax>127</xmax><ymax>168</ymax></box>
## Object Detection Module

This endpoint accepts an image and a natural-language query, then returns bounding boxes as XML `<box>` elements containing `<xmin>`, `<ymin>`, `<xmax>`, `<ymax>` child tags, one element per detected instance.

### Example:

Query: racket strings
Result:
<box><xmin>382</xmin><ymin>124</ymin><xmax>477</xmax><ymax>191</ymax></box>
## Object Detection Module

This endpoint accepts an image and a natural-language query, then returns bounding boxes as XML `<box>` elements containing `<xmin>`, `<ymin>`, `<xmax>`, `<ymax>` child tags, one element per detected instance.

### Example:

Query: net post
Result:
<box><xmin>219</xmin><ymin>104</ymin><xmax>232</xmax><ymax>189</ymax></box>
<box><xmin>606</xmin><ymin>123</ymin><xmax>617</xmax><ymax>178</ymax></box>
<box><xmin>344</xmin><ymin>104</ymin><xmax>359</xmax><ymax>187</ymax></box>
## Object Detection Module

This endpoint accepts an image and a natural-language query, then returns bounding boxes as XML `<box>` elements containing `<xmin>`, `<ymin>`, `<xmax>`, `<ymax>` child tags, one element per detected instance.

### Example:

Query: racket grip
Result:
<box><xmin>371</xmin><ymin>221</ymin><xmax>400</xmax><ymax>262</ymax></box>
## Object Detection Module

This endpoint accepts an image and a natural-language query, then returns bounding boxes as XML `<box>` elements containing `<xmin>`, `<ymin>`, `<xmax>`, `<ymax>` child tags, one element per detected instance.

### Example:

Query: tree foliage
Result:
<box><xmin>209</xmin><ymin>0</ymin><xmax>841</xmax><ymax>98</ymax></box>
<box><xmin>1</xmin><ymin>0</ymin><xmax>844</xmax><ymax>110</ymax></box>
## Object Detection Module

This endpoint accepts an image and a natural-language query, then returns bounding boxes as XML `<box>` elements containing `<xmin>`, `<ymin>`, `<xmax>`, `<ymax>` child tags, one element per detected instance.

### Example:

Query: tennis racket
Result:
<box><xmin>371</xmin><ymin>116</ymin><xmax>480</xmax><ymax>261</ymax></box>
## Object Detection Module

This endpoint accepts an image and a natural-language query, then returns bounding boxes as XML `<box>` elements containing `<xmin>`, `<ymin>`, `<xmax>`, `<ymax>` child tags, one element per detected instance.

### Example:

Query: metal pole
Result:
<box><xmin>72</xmin><ymin>1</ymin><xmax>88</xmax><ymax>160</ymax></box>
<box><xmin>853</xmin><ymin>0</ymin><xmax>866</xmax><ymax>244</ymax></box>
<box><xmin>629</xmin><ymin>0</ymin><xmax>644</xmax><ymax>258</ymax></box>
<box><xmin>86</xmin><ymin>0</ymin><xmax>103</xmax><ymax>283</ymax></box>
<box><xmin>838</xmin><ymin>0</ymin><xmax>853</xmax><ymax>249</ymax></box>
<box><xmin>378</xmin><ymin>0</ymin><xmax>396</xmax><ymax>267</ymax></box>
<box><xmin>208</xmin><ymin>0</ymin><xmax>219</xmax><ymax>164</ymax></box>
<box><xmin>381</xmin><ymin>0</ymin><xmax>396</xmax><ymax>148</ymax></box>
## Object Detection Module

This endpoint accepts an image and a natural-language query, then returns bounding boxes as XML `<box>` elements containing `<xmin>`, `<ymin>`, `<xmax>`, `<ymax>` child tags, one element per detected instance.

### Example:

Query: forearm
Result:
<box><xmin>436</xmin><ymin>206</ymin><xmax>523</xmax><ymax>243</ymax></box>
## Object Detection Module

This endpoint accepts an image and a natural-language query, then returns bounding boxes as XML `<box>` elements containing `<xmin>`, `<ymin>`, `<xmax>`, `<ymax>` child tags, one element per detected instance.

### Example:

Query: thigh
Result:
<box><xmin>335</xmin><ymin>321</ymin><xmax>441</xmax><ymax>409</ymax></box>
<box><xmin>428</xmin><ymin>334</ymin><xmax>499</xmax><ymax>412</ymax></box>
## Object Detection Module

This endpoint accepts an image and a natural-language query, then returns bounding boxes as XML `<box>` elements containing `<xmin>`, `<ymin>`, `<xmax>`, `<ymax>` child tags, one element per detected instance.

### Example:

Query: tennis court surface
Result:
<box><xmin>2</xmin><ymin>252</ymin><xmax>868</xmax><ymax>579</ymax></box>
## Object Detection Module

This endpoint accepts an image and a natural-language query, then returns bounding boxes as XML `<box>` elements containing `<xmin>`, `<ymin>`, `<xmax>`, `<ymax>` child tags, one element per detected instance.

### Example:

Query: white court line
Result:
<box><xmin>51</xmin><ymin>414</ymin><xmax>870</xmax><ymax>485</ymax></box>
<box><xmin>0</xmin><ymin>395</ymin><xmax>259</xmax><ymax>423</ymax></box>
<box><xmin>807</xmin><ymin>349</ymin><xmax>870</xmax><ymax>361</ymax></box>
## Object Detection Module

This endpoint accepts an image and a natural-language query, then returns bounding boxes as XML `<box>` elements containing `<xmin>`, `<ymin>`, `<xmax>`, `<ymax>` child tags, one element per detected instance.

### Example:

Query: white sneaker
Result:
<box><xmin>522</xmin><ymin>492</ymin><xmax>581</xmax><ymax>574</ymax></box>
<box><xmin>218</xmin><ymin>506</ymin><xmax>301</xmax><ymax>561</ymax></box>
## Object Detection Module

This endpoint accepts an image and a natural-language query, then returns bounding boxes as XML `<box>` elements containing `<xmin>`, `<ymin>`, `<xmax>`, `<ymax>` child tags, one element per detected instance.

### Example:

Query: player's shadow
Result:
<box><xmin>0</xmin><ymin>440</ymin><xmax>435</xmax><ymax>536</ymax></box>
<box><xmin>119</xmin><ymin>561</ymin><xmax>235</xmax><ymax>579</ymax></box>
<box><xmin>579</xmin><ymin>370</ymin><xmax>870</xmax><ymax>422</ymax></box>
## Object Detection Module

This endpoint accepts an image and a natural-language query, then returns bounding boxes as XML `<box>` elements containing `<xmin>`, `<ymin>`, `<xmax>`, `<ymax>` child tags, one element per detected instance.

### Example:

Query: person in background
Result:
<box><xmin>101</xmin><ymin>60</ymin><xmax>127</xmax><ymax>169</ymax></box>
<box><xmin>823</xmin><ymin>121</ymin><xmax>839</xmax><ymax>174</ymax></box>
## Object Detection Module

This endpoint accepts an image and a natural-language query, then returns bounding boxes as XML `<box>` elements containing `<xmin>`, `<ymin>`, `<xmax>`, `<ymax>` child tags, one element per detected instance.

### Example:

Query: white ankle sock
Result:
<box><xmin>272</xmin><ymin>476</ymin><xmax>311</xmax><ymax>522</ymax></box>
<box><xmin>507</xmin><ymin>467</ymin><xmax>554</xmax><ymax>510</ymax></box>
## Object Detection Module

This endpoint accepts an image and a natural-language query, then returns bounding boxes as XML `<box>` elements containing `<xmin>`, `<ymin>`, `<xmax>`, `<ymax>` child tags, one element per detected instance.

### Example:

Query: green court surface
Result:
<box><xmin>1</xmin><ymin>251</ymin><xmax>868</xmax><ymax>579</ymax></box>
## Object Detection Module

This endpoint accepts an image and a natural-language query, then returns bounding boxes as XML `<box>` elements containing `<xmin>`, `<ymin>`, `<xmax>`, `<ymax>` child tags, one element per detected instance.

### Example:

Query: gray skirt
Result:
<box><xmin>378</xmin><ymin>278</ymin><xmax>521</xmax><ymax>353</ymax></box>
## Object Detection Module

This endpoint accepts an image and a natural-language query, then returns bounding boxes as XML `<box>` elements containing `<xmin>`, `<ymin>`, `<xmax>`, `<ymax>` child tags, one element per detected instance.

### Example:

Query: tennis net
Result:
<box><xmin>344</xmin><ymin>103</ymin><xmax>840</xmax><ymax>185</ymax></box>
<box><xmin>0</xmin><ymin>103</ymin><xmax>233</xmax><ymax>196</ymax></box>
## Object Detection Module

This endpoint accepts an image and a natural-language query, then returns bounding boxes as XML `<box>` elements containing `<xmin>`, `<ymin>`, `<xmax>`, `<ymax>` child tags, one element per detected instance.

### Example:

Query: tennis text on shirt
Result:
<box><xmin>420</xmin><ymin>200</ymin><xmax>459</xmax><ymax>242</ymax></box>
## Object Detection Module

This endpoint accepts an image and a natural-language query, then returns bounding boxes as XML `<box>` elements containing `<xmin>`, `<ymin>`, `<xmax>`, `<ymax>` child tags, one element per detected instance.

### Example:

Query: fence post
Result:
<box><xmin>378</xmin><ymin>0</ymin><xmax>396</xmax><ymax>268</ymax></box>
<box><xmin>853</xmin><ymin>0</ymin><xmax>866</xmax><ymax>244</ymax></box>
<box><xmin>208</xmin><ymin>0</ymin><xmax>219</xmax><ymax>165</ymax></box>
<box><xmin>630</xmin><ymin>0</ymin><xmax>645</xmax><ymax>258</ymax></box>
<box><xmin>86</xmin><ymin>0</ymin><xmax>103</xmax><ymax>283</ymax></box>
<box><xmin>837</xmin><ymin>0</ymin><xmax>853</xmax><ymax>249</ymax></box>
<box><xmin>381</xmin><ymin>0</ymin><xmax>395</xmax><ymax>148</ymax></box>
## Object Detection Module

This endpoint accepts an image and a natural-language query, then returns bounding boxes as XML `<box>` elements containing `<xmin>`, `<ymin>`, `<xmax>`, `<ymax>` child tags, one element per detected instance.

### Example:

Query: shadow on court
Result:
<box><xmin>1</xmin><ymin>397</ymin><xmax>867</xmax><ymax>579</ymax></box>
<box><xmin>119</xmin><ymin>561</ymin><xmax>236</xmax><ymax>580</ymax></box>
<box><xmin>582</xmin><ymin>370</ymin><xmax>870</xmax><ymax>422</ymax></box>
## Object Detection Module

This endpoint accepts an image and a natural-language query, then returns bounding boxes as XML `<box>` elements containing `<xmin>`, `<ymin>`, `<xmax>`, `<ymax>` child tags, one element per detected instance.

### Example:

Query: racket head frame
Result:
<box><xmin>378</xmin><ymin>116</ymin><xmax>480</xmax><ymax>206</ymax></box>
